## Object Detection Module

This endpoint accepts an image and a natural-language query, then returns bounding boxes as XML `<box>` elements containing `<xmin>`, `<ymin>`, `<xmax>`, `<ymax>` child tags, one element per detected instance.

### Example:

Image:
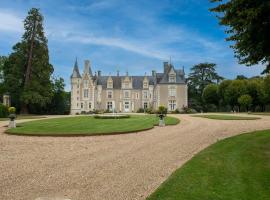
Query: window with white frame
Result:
<box><xmin>107</xmin><ymin>91</ymin><xmax>113</xmax><ymax>99</ymax></box>
<box><xmin>124</xmin><ymin>82</ymin><xmax>129</xmax><ymax>88</ymax></box>
<box><xmin>168</xmin><ymin>100</ymin><xmax>176</xmax><ymax>111</ymax></box>
<box><xmin>107</xmin><ymin>81</ymin><xmax>113</xmax><ymax>88</ymax></box>
<box><xmin>169</xmin><ymin>75</ymin><xmax>176</xmax><ymax>83</ymax></box>
<box><xmin>143</xmin><ymin>81</ymin><xmax>148</xmax><ymax>88</ymax></box>
<box><xmin>168</xmin><ymin>86</ymin><xmax>176</xmax><ymax>97</ymax></box>
<box><xmin>143</xmin><ymin>91</ymin><xmax>148</xmax><ymax>99</ymax></box>
<box><xmin>89</xmin><ymin>102</ymin><xmax>91</xmax><ymax>109</ymax></box>
<box><xmin>81</xmin><ymin>103</ymin><xmax>84</xmax><ymax>108</ymax></box>
<box><xmin>124</xmin><ymin>91</ymin><xmax>130</xmax><ymax>98</ymax></box>
<box><xmin>107</xmin><ymin>102</ymin><xmax>113</xmax><ymax>111</ymax></box>
<box><xmin>84</xmin><ymin>89</ymin><xmax>89</xmax><ymax>98</ymax></box>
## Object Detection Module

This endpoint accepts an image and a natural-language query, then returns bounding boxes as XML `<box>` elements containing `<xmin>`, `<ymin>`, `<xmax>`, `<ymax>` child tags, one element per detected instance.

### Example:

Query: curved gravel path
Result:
<box><xmin>1</xmin><ymin>114</ymin><xmax>270</xmax><ymax>200</ymax></box>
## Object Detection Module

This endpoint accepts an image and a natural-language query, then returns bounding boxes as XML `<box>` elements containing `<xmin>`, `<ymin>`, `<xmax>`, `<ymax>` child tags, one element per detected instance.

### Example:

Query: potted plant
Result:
<box><xmin>156</xmin><ymin>106</ymin><xmax>167</xmax><ymax>127</ymax></box>
<box><xmin>8</xmin><ymin>107</ymin><xmax>16</xmax><ymax>128</ymax></box>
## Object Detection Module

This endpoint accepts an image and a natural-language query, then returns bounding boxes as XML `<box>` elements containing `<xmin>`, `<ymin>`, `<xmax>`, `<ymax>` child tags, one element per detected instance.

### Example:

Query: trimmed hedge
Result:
<box><xmin>94</xmin><ymin>114</ymin><xmax>130</xmax><ymax>119</ymax></box>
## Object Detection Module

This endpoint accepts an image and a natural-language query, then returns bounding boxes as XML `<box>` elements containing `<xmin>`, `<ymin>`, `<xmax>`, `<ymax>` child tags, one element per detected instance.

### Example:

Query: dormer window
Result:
<box><xmin>143</xmin><ymin>81</ymin><xmax>148</xmax><ymax>88</ymax></box>
<box><xmin>107</xmin><ymin>81</ymin><xmax>113</xmax><ymax>88</ymax></box>
<box><xmin>83</xmin><ymin>80</ymin><xmax>88</xmax><ymax>88</ymax></box>
<box><xmin>169</xmin><ymin>75</ymin><xmax>176</xmax><ymax>83</ymax></box>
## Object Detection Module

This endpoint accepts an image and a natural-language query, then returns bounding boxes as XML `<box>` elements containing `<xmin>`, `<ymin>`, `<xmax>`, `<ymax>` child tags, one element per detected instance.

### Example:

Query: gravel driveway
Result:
<box><xmin>1</xmin><ymin>114</ymin><xmax>270</xmax><ymax>200</ymax></box>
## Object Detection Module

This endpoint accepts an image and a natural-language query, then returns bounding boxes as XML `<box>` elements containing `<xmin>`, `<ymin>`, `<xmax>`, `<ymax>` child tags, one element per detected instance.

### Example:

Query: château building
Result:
<box><xmin>70</xmin><ymin>59</ymin><xmax>188</xmax><ymax>114</ymax></box>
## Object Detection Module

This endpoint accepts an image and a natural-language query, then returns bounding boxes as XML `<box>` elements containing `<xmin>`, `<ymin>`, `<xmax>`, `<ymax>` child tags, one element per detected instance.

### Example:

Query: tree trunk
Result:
<box><xmin>21</xmin><ymin>18</ymin><xmax>37</xmax><ymax>115</ymax></box>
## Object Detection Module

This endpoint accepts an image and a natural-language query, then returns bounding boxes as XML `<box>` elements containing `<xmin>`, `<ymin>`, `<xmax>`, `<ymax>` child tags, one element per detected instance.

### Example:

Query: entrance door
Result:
<box><xmin>124</xmin><ymin>101</ymin><xmax>130</xmax><ymax>112</ymax></box>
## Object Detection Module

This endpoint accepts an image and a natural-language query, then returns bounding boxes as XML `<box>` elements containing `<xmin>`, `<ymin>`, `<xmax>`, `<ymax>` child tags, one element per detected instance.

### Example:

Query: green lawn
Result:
<box><xmin>6</xmin><ymin>115</ymin><xmax>179</xmax><ymax>136</ymax></box>
<box><xmin>192</xmin><ymin>114</ymin><xmax>260</xmax><ymax>120</ymax></box>
<box><xmin>147</xmin><ymin>129</ymin><xmax>270</xmax><ymax>200</ymax></box>
<box><xmin>249</xmin><ymin>112</ymin><xmax>270</xmax><ymax>116</ymax></box>
<box><xmin>0</xmin><ymin>115</ymin><xmax>46</xmax><ymax>121</ymax></box>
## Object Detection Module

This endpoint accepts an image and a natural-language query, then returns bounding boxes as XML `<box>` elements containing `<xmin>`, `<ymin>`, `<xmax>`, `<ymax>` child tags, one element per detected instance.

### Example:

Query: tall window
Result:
<box><xmin>81</xmin><ymin>103</ymin><xmax>84</xmax><ymax>108</ymax></box>
<box><xmin>168</xmin><ymin>100</ymin><xmax>176</xmax><ymax>111</ymax></box>
<box><xmin>124</xmin><ymin>91</ymin><xmax>130</xmax><ymax>98</ymax></box>
<box><xmin>84</xmin><ymin>89</ymin><xmax>89</xmax><ymax>98</ymax></box>
<box><xmin>143</xmin><ymin>91</ymin><xmax>148</xmax><ymax>99</ymax></box>
<box><xmin>107</xmin><ymin>102</ymin><xmax>113</xmax><ymax>111</ymax></box>
<box><xmin>144</xmin><ymin>102</ymin><xmax>148</xmax><ymax>109</ymax></box>
<box><xmin>107</xmin><ymin>91</ymin><xmax>113</xmax><ymax>99</ymax></box>
<box><xmin>89</xmin><ymin>102</ymin><xmax>91</xmax><ymax>109</ymax></box>
<box><xmin>124</xmin><ymin>82</ymin><xmax>129</xmax><ymax>88</ymax></box>
<box><xmin>84</xmin><ymin>80</ymin><xmax>88</xmax><ymax>88</ymax></box>
<box><xmin>168</xmin><ymin>86</ymin><xmax>176</xmax><ymax>97</ymax></box>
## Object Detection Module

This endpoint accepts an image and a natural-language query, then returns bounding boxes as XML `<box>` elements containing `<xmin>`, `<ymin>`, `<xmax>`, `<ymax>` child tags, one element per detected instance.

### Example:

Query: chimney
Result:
<box><xmin>117</xmin><ymin>70</ymin><xmax>119</xmax><ymax>76</ymax></box>
<box><xmin>84</xmin><ymin>60</ymin><xmax>90</xmax><ymax>74</ymax></box>
<box><xmin>163</xmin><ymin>62</ymin><xmax>169</xmax><ymax>73</ymax></box>
<box><xmin>152</xmin><ymin>70</ymin><xmax>156</xmax><ymax>77</ymax></box>
<box><xmin>98</xmin><ymin>70</ymin><xmax>101</xmax><ymax>77</ymax></box>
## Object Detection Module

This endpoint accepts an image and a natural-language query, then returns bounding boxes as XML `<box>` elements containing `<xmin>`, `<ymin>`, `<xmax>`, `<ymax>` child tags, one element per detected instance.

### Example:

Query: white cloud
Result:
<box><xmin>0</xmin><ymin>10</ymin><xmax>23</xmax><ymax>33</ymax></box>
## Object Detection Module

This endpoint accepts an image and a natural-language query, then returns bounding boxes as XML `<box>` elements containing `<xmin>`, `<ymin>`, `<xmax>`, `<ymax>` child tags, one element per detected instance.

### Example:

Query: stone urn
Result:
<box><xmin>8</xmin><ymin>114</ymin><xmax>16</xmax><ymax>128</ymax></box>
<box><xmin>158</xmin><ymin>113</ymin><xmax>166</xmax><ymax>127</ymax></box>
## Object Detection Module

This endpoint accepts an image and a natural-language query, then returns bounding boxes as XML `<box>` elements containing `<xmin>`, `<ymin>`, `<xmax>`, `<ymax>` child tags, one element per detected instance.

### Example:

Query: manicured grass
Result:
<box><xmin>147</xmin><ymin>129</ymin><xmax>270</xmax><ymax>200</ymax></box>
<box><xmin>6</xmin><ymin>115</ymin><xmax>180</xmax><ymax>136</ymax></box>
<box><xmin>249</xmin><ymin>112</ymin><xmax>270</xmax><ymax>116</ymax></box>
<box><xmin>192</xmin><ymin>114</ymin><xmax>260</xmax><ymax>120</ymax></box>
<box><xmin>0</xmin><ymin>115</ymin><xmax>46</xmax><ymax>121</ymax></box>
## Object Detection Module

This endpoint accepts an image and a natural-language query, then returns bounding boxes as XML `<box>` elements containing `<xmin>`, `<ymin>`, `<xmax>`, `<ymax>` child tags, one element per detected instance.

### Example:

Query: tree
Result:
<box><xmin>3</xmin><ymin>8</ymin><xmax>53</xmax><ymax>114</ymax></box>
<box><xmin>188</xmin><ymin>63</ymin><xmax>223</xmax><ymax>111</ymax></box>
<box><xmin>238</xmin><ymin>94</ymin><xmax>252</xmax><ymax>112</ymax></box>
<box><xmin>202</xmin><ymin>84</ymin><xmax>219</xmax><ymax>109</ymax></box>
<box><xmin>47</xmin><ymin>78</ymin><xmax>70</xmax><ymax>114</ymax></box>
<box><xmin>210</xmin><ymin>0</ymin><xmax>270</xmax><ymax>74</ymax></box>
<box><xmin>224</xmin><ymin>80</ymin><xmax>247</xmax><ymax>111</ymax></box>
<box><xmin>236</xmin><ymin>75</ymin><xmax>247</xmax><ymax>80</ymax></box>
<box><xmin>0</xmin><ymin>56</ymin><xmax>7</xmax><ymax>96</ymax></box>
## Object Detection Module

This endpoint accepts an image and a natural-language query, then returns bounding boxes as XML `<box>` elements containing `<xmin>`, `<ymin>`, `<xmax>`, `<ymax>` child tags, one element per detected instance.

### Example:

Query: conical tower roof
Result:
<box><xmin>71</xmin><ymin>58</ymin><xmax>81</xmax><ymax>78</ymax></box>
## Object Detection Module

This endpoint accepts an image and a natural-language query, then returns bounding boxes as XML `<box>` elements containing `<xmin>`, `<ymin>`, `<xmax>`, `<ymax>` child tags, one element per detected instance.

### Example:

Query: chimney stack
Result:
<box><xmin>152</xmin><ymin>70</ymin><xmax>156</xmax><ymax>77</ymax></box>
<box><xmin>163</xmin><ymin>62</ymin><xmax>169</xmax><ymax>73</ymax></box>
<box><xmin>117</xmin><ymin>70</ymin><xmax>119</xmax><ymax>76</ymax></box>
<box><xmin>98</xmin><ymin>70</ymin><xmax>101</xmax><ymax>77</ymax></box>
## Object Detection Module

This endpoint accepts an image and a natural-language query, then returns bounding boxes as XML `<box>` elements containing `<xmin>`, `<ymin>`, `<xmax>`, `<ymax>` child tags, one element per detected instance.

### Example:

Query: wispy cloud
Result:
<box><xmin>0</xmin><ymin>10</ymin><xmax>23</xmax><ymax>33</ymax></box>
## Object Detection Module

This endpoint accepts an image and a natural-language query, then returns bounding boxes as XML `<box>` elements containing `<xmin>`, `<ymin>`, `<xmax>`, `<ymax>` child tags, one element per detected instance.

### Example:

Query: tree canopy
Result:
<box><xmin>210</xmin><ymin>0</ymin><xmax>270</xmax><ymax>74</ymax></box>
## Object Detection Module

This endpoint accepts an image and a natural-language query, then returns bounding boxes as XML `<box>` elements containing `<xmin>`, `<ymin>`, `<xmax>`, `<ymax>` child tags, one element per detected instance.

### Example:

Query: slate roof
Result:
<box><xmin>71</xmin><ymin>61</ymin><xmax>186</xmax><ymax>88</ymax></box>
<box><xmin>95</xmin><ymin>76</ymin><xmax>156</xmax><ymax>89</ymax></box>
<box><xmin>70</xmin><ymin>59</ymin><xmax>81</xmax><ymax>78</ymax></box>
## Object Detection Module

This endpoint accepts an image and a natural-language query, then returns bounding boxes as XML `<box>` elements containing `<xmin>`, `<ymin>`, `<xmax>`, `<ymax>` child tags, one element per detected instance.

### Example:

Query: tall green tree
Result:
<box><xmin>238</xmin><ymin>94</ymin><xmax>252</xmax><ymax>112</ymax></box>
<box><xmin>210</xmin><ymin>0</ymin><xmax>270</xmax><ymax>73</ymax></box>
<box><xmin>202</xmin><ymin>84</ymin><xmax>219</xmax><ymax>110</ymax></box>
<box><xmin>0</xmin><ymin>56</ymin><xmax>7</xmax><ymax>96</ymax></box>
<box><xmin>188</xmin><ymin>63</ymin><xmax>223</xmax><ymax>111</ymax></box>
<box><xmin>3</xmin><ymin>8</ymin><xmax>53</xmax><ymax>114</ymax></box>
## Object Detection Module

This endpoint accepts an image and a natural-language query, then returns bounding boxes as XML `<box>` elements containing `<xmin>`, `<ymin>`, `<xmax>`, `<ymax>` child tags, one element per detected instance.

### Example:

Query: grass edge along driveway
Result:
<box><xmin>192</xmin><ymin>114</ymin><xmax>260</xmax><ymax>120</ymax></box>
<box><xmin>147</xmin><ymin>129</ymin><xmax>270</xmax><ymax>200</ymax></box>
<box><xmin>6</xmin><ymin>115</ymin><xmax>180</xmax><ymax>136</ymax></box>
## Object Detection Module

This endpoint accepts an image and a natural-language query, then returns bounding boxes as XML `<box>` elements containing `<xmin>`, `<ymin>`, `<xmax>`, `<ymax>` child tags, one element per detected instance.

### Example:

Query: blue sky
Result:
<box><xmin>0</xmin><ymin>0</ymin><xmax>265</xmax><ymax>90</ymax></box>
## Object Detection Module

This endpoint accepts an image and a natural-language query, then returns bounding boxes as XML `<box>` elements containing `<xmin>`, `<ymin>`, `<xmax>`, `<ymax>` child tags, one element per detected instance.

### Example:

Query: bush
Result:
<box><xmin>181</xmin><ymin>106</ymin><xmax>197</xmax><ymax>114</ymax></box>
<box><xmin>94</xmin><ymin>114</ymin><xmax>130</xmax><ymax>119</ymax></box>
<box><xmin>0</xmin><ymin>104</ymin><xmax>9</xmax><ymax>118</ymax></box>
<box><xmin>137</xmin><ymin>108</ymin><xmax>145</xmax><ymax>113</ymax></box>
<box><xmin>171</xmin><ymin>108</ymin><xmax>180</xmax><ymax>114</ymax></box>
<box><xmin>157</xmin><ymin>106</ymin><xmax>168</xmax><ymax>114</ymax></box>
<box><xmin>8</xmin><ymin>107</ymin><xmax>16</xmax><ymax>114</ymax></box>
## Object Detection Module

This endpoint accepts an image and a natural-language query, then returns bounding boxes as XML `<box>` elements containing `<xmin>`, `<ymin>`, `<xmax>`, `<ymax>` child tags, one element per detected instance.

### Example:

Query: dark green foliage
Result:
<box><xmin>3</xmin><ymin>8</ymin><xmax>53</xmax><ymax>114</ymax></box>
<box><xmin>188</xmin><ymin>63</ymin><xmax>223</xmax><ymax>111</ymax></box>
<box><xmin>202</xmin><ymin>84</ymin><xmax>219</xmax><ymax>109</ymax></box>
<box><xmin>238</xmin><ymin>94</ymin><xmax>252</xmax><ymax>111</ymax></box>
<box><xmin>210</xmin><ymin>0</ymin><xmax>270</xmax><ymax>73</ymax></box>
<box><xmin>0</xmin><ymin>104</ymin><xmax>8</xmax><ymax>118</ymax></box>
<box><xmin>94</xmin><ymin>115</ymin><xmax>130</xmax><ymax>119</ymax></box>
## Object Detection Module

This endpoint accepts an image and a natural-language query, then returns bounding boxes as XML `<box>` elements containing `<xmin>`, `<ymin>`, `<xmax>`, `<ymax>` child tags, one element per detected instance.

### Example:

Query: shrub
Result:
<box><xmin>157</xmin><ymin>106</ymin><xmax>167</xmax><ymax>114</ymax></box>
<box><xmin>171</xmin><ymin>108</ymin><xmax>180</xmax><ymax>114</ymax></box>
<box><xmin>137</xmin><ymin>108</ymin><xmax>145</xmax><ymax>113</ymax></box>
<box><xmin>0</xmin><ymin>104</ymin><xmax>9</xmax><ymax>118</ymax></box>
<box><xmin>94</xmin><ymin>115</ymin><xmax>130</xmax><ymax>119</ymax></box>
<box><xmin>8</xmin><ymin>107</ymin><xmax>16</xmax><ymax>114</ymax></box>
<box><xmin>181</xmin><ymin>106</ymin><xmax>197</xmax><ymax>114</ymax></box>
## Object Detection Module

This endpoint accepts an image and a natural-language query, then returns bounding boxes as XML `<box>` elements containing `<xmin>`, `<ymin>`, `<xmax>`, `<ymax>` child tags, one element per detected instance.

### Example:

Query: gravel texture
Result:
<box><xmin>1</xmin><ymin>114</ymin><xmax>270</xmax><ymax>200</ymax></box>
